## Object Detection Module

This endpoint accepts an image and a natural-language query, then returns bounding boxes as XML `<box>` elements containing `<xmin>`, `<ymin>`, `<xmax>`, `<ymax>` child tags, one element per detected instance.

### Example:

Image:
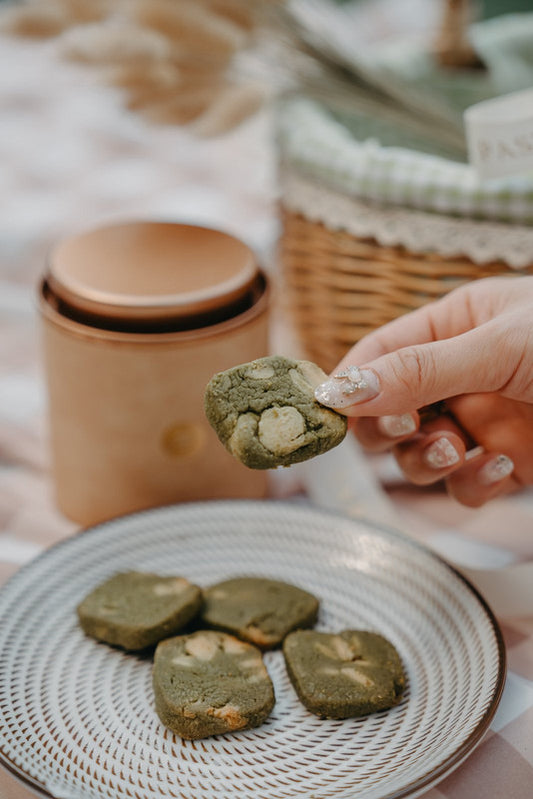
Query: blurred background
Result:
<box><xmin>2</xmin><ymin>0</ymin><xmax>533</xmax><ymax>564</ymax></box>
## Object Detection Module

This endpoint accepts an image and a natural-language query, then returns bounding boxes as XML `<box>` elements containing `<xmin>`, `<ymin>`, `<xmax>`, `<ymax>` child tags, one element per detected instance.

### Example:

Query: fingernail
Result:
<box><xmin>423</xmin><ymin>437</ymin><xmax>460</xmax><ymax>469</ymax></box>
<box><xmin>377</xmin><ymin>414</ymin><xmax>417</xmax><ymax>438</ymax></box>
<box><xmin>314</xmin><ymin>366</ymin><xmax>380</xmax><ymax>409</ymax></box>
<box><xmin>478</xmin><ymin>454</ymin><xmax>514</xmax><ymax>485</ymax></box>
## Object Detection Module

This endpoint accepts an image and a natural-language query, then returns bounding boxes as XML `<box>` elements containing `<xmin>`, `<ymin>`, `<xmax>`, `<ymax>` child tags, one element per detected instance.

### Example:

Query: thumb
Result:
<box><xmin>314</xmin><ymin>324</ymin><xmax>507</xmax><ymax>416</ymax></box>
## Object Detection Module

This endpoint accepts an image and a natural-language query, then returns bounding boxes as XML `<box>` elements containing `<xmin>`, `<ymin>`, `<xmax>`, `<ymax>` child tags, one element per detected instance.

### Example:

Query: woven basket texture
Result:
<box><xmin>279</xmin><ymin>208</ymin><xmax>533</xmax><ymax>373</ymax></box>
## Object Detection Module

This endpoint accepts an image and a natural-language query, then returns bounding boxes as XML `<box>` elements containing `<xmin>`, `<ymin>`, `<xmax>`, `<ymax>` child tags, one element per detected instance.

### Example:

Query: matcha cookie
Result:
<box><xmin>153</xmin><ymin>630</ymin><xmax>275</xmax><ymax>739</ymax></box>
<box><xmin>201</xmin><ymin>577</ymin><xmax>319</xmax><ymax>649</ymax></box>
<box><xmin>204</xmin><ymin>355</ymin><xmax>347</xmax><ymax>469</ymax></box>
<box><xmin>77</xmin><ymin>571</ymin><xmax>202</xmax><ymax>650</ymax></box>
<box><xmin>283</xmin><ymin>629</ymin><xmax>405</xmax><ymax>719</ymax></box>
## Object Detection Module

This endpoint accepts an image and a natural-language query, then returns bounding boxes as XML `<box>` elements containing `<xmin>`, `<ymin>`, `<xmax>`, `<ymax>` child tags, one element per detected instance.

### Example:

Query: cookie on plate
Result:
<box><xmin>153</xmin><ymin>630</ymin><xmax>275</xmax><ymax>739</ymax></box>
<box><xmin>201</xmin><ymin>577</ymin><xmax>319</xmax><ymax>649</ymax></box>
<box><xmin>283</xmin><ymin>629</ymin><xmax>405</xmax><ymax>719</ymax></box>
<box><xmin>204</xmin><ymin>355</ymin><xmax>347</xmax><ymax>469</ymax></box>
<box><xmin>77</xmin><ymin>571</ymin><xmax>202</xmax><ymax>650</ymax></box>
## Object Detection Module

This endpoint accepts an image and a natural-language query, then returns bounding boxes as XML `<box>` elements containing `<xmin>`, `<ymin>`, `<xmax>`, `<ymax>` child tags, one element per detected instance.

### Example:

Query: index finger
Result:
<box><xmin>336</xmin><ymin>303</ymin><xmax>440</xmax><ymax>370</ymax></box>
<box><xmin>334</xmin><ymin>283</ymin><xmax>476</xmax><ymax>370</ymax></box>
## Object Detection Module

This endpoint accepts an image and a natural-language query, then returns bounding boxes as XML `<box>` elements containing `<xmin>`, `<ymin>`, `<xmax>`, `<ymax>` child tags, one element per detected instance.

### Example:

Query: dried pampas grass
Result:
<box><xmin>0</xmin><ymin>0</ymin><xmax>110</xmax><ymax>37</ymax></box>
<box><xmin>59</xmin><ymin>22</ymin><xmax>172</xmax><ymax>65</ymax></box>
<box><xmin>129</xmin><ymin>0</ymin><xmax>247</xmax><ymax>63</ymax></box>
<box><xmin>137</xmin><ymin>83</ymin><xmax>224</xmax><ymax>125</ymax></box>
<box><xmin>192</xmin><ymin>83</ymin><xmax>267</xmax><ymax>137</ymax></box>
<box><xmin>0</xmin><ymin>0</ymin><xmax>271</xmax><ymax>135</ymax></box>
<box><xmin>202</xmin><ymin>0</ymin><xmax>256</xmax><ymax>32</ymax></box>
<box><xmin>107</xmin><ymin>62</ymin><xmax>184</xmax><ymax>94</ymax></box>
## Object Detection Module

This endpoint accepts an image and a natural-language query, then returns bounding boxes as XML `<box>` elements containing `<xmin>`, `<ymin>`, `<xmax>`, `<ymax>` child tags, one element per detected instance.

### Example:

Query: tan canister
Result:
<box><xmin>39</xmin><ymin>221</ymin><xmax>270</xmax><ymax>526</ymax></box>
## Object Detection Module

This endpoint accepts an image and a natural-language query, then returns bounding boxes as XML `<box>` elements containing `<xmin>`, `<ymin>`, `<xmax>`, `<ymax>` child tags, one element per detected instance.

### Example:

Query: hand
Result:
<box><xmin>314</xmin><ymin>276</ymin><xmax>533</xmax><ymax>507</ymax></box>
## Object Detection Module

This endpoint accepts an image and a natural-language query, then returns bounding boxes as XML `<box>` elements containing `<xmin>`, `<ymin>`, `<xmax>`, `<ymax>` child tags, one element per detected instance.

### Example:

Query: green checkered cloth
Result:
<box><xmin>276</xmin><ymin>6</ymin><xmax>533</xmax><ymax>225</ymax></box>
<box><xmin>278</xmin><ymin>97</ymin><xmax>533</xmax><ymax>225</ymax></box>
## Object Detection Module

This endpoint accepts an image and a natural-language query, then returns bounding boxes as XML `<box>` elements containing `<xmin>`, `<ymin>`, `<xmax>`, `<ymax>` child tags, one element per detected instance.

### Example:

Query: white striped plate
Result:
<box><xmin>0</xmin><ymin>500</ymin><xmax>505</xmax><ymax>799</ymax></box>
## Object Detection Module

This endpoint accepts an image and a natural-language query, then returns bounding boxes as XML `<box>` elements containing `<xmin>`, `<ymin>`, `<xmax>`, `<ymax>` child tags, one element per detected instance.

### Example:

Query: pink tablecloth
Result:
<box><xmin>1</xmin><ymin>32</ymin><xmax>532</xmax><ymax>799</ymax></box>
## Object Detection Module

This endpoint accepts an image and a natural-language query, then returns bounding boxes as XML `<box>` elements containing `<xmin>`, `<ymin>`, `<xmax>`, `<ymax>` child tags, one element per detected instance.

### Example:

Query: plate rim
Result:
<box><xmin>0</xmin><ymin>499</ymin><xmax>507</xmax><ymax>799</ymax></box>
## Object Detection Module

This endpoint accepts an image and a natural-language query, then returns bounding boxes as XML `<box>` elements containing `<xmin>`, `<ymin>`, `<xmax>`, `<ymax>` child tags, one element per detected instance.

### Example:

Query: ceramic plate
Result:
<box><xmin>0</xmin><ymin>501</ymin><xmax>505</xmax><ymax>799</ymax></box>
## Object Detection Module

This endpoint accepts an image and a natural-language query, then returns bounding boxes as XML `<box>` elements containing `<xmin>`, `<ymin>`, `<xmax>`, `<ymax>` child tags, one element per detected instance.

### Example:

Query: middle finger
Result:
<box><xmin>392</xmin><ymin>415</ymin><xmax>469</xmax><ymax>486</ymax></box>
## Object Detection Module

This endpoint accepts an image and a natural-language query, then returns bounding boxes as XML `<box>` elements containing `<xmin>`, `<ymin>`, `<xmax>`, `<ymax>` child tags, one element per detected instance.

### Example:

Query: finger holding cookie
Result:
<box><xmin>313</xmin><ymin>277</ymin><xmax>533</xmax><ymax>508</ymax></box>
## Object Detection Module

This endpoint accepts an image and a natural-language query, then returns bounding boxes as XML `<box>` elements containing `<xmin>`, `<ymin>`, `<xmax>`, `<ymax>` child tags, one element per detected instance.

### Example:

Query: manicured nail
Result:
<box><xmin>314</xmin><ymin>366</ymin><xmax>380</xmax><ymax>409</ymax></box>
<box><xmin>478</xmin><ymin>455</ymin><xmax>514</xmax><ymax>485</ymax></box>
<box><xmin>423</xmin><ymin>437</ymin><xmax>460</xmax><ymax>469</ymax></box>
<box><xmin>377</xmin><ymin>414</ymin><xmax>417</xmax><ymax>438</ymax></box>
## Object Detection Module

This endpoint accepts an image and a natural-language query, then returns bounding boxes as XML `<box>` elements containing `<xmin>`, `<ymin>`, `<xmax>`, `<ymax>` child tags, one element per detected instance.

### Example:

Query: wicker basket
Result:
<box><xmin>275</xmin><ymin>89</ymin><xmax>533</xmax><ymax>372</ymax></box>
<box><xmin>279</xmin><ymin>207</ymin><xmax>531</xmax><ymax>373</ymax></box>
<box><xmin>273</xmin><ymin>2</ymin><xmax>533</xmax><ymax>373</ymax></box>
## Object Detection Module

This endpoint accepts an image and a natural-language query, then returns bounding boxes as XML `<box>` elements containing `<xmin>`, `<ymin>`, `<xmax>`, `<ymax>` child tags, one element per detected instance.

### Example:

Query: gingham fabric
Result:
<box><xmin>278</xmin><ymin>98</ymin><xmax>533</xmax><ymax>225</ymax></box>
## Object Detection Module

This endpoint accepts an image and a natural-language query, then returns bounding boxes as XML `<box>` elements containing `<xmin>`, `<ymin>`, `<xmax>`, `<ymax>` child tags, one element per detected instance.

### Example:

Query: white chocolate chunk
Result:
<box><xmin>245</xmin><ymin>364</ymin><xmax>275</xmax><ymax>380</ymax></box>
<box><xmin>240</xmin><ymin>655</ymin><xmax>263</xmax><ymax>669</ymax></box>
<box><xmin>223</xmin><ymin>636</ymin><xmax>250</xmax><ymax>655</ymax></box>
<box><xmin>185</xmin><ymin>634</ymin><xmax>219</xmax><ymax>661</ymax></box>
<box><xmin>171</xmin><ymin>655</ymin><xmax>193</xmax><ymax>667</ymax></box>
<box><xmin>245</xmin><ymin>624</ymin><xmax>277</xmax><ymax>647</ymax></box>
<box><xmin>297</xmin><ymin>361</ymin><xmax>328</xmax><ymax>389</ymax></box>
<box><xmin>258</xmin><ymin>406</ymin><xmax>307</xmax><ymax>455</ymax></box>
<box><xmin>183</xmin><ymin>700</ymin><xmax>207</xmax><ymax>719</ymax></box>
<box><xmin>228</xmin><ymin>413</ymin><xmax>257</xmax><ymax>458</ymax></box>
<box><xmin>289</xmin><ymin>368</ymin><xmax>314</xmax><ymax>396</ymax></box>
<box><xmin>346</xmin><ymin>633</ymin><xmax>361</xmax><ymax>650</ymax></box>
<box><xmin>320</xmin><ymin>665</ymin><xmax>373</xmax><ymax>687</ymax></box>
<box><xmin>209</xmin><ymin>703</ymin><xmax>246</xmax><ymax>729</ymax></box>
<box><xmin>153</xmin><ymin>578</ymin><xmax>188</xmax><ymax>596</ymax></box>
<box><xmin>332</xmin><ymin>636</ymin><xmax>357</xmax><ymax>661</ymax></box>
<box><xmin>341</xmin><ymin>667</ymin><xmax>374</xmax><ymax>688</ymax></box>
<box><xmin>315</xmin><ymin>643</ymin><xmax>339</xmax><ymax>660</ymax></box>
<box><xmin>320</xmin><ymin>667</ymin><xmax>339</xmax><ymax>676</ymax></box>
<box><xmin>210</xmin><ymin>589</ymin><xmax>228</xmax><ymax>600</ymax></box>
<box><xmin>315</xmin><ymin>636</ymin><xmax>355</xmax><ymax>661</ymax></box>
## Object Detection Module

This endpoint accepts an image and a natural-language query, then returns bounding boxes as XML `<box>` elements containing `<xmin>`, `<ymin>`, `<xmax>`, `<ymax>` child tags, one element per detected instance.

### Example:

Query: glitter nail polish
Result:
<box><xmin>423</xmin><ymin>437</ymin><xmax>460</xmax><ymax>469</ymax></box>
<box><xmin>314</xmin><ymin>366</ymin><xmax>380</xmax><ymax>409</ymax></box>
<box><xmin>478</xmin><ymin>455</ymin><xmax>514</xmax><ymax>485</ymax></box>
<box><xmin>377</xmin><ymin>414</ymin><xmax>417</xmax><ymax>438</ymax></box>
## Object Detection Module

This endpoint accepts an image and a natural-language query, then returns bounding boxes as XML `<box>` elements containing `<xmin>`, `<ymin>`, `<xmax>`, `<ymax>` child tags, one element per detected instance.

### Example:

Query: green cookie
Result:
<box><xmin>77</xmin><ymin>571</ymin><xmax>202</xmax><ymax>650</ymax></box>
<box><xmin>283</xmin><ymin>629</ymin><xmax>405</xmax><ymax>719</ymax></box>
<box><xmin>204</xmin><ymin>355</ymin><xmax>347</xmax><ymax>469</ymax></box>
<box><xmin>153</xmin><ymin>631</ymin><xmax>275</xmax><ymax>739</ymax></box>
<box><xmin>202</xmin><ymin>577</ymin><xmax>319</xmax><ymax>649</ymax></box>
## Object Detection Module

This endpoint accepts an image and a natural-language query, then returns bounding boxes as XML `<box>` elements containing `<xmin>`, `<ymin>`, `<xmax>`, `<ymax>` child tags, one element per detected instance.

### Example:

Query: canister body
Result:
<box><xmin>40</xmin><ymin>280</ymin><xmax>270</xmax><ymax>526</ymax></box>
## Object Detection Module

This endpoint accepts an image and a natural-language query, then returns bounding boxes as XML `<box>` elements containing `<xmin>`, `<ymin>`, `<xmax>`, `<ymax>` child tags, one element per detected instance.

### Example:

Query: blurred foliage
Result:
<box><xmin>0</xmin><ymin>0</ymin><xmax>270</xmax><ymax>136</ymax></box>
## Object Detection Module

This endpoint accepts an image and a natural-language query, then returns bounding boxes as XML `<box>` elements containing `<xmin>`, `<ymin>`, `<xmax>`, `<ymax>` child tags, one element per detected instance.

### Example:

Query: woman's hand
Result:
<box><xmin>314</xmin><ymin>276</ymin><xmax>533</xmax><ymax>507</ymax></box>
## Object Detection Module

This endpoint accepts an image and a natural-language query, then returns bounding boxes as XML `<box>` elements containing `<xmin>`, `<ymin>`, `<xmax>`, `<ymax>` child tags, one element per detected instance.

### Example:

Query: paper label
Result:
<box><xmin>464</xmin><ymin>88</ymin><xmax>533</xmax><ymax>180</ymax></box>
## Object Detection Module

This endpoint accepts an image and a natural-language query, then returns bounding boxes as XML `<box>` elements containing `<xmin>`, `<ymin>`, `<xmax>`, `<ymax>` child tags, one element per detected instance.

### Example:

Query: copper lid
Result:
<box><xmin>46</xmin><ymin>222</ymin><xmax>258</xmax><ymax>325</ymax></box>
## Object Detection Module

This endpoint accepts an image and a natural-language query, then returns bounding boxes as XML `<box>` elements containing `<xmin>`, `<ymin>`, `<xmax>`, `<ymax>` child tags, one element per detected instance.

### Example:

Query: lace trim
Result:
<box><xmin>281</xmin><ymin>172</ymin><xmax>533</xmax><ymax>269</ymax></box>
